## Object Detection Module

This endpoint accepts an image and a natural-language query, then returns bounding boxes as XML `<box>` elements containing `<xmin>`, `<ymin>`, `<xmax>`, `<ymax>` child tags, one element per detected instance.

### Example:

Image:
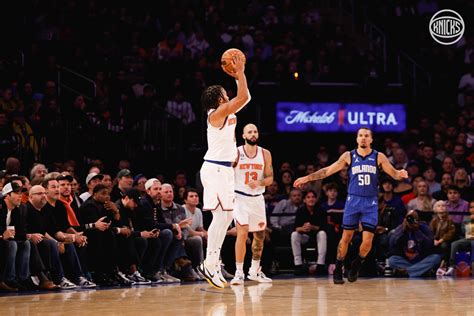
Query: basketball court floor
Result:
<box><xmin>0</xmin><ymin>277</ymin><xmax>472</xmax><ymax>315</ymax></box>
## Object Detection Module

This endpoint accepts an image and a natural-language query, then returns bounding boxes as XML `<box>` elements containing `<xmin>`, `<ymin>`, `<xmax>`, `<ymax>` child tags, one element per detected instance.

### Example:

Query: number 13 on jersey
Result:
<box><xmin>245</xmin><ymin>171</ymin><xmax>258</xmax><ymax>184</ymax></box>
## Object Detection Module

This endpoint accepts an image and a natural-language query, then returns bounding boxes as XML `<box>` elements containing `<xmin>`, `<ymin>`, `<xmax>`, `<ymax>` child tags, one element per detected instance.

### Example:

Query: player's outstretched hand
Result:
<box><xmin>293</xmin><ymin>176</ymin><xmax>309</xmax><ymax>188</ymax></box>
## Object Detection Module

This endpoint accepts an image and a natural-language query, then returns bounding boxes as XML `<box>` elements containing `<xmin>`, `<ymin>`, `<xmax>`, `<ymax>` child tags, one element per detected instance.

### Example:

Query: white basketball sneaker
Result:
<box><xmin>197</xmin><ymin>261</ymin><xmax>225</xmax><ymax>289</ymax></box>
<box><xmin>215</xmin><ymin>262</ymin><xmax>228</xmax><ymax>285</ymax></box>
<box><xmin>247</xmin><ymin>267</ymin><xmax>272</xmax><ymax>283</ymax></box>
<box><xmin>230</xmin><ymin>270</ymin><xmax>245</xmax><ymax>285</ymax></box>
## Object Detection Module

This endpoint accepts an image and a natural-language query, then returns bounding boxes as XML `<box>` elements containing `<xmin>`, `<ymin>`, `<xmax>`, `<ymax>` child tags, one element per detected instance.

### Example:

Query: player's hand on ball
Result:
<box><xmin>222</xmin><ymin>65</ymin><xmax>237</xmax><ymax>78</ymax></box>
<box><xmin>293</xmin><ymin>176</ymin><xmax>308</xmax><ymax>188</ymax></box>
<box><xmin>233</xmin><ymin>54</ymin><xmax>245</xmax><ymax>75</ymax></box>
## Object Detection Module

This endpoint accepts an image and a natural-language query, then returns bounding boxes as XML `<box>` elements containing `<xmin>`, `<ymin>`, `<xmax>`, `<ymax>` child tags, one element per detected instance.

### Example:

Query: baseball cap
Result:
<box><xmin>124</xmin><ymin>188</ymin><xmax>141</xmax><ymax>204</ymax></box>
<box><xmin>117</xmin><ymin>169</ymin><xmax>132</xmax><ymax>179</ymax></box>
<box><xmin>145</xmin><ymin>178</ymin><xmax>160</xmax><ymax>190</ymax></box>
<box><xmin>2</xmin><ymin>182</ymin><xmax>22</xmax><ymax>195</ymax></box>
<box><xmin>56</xmin><ymin>173</ymin><xmax>73</xmax><ymax>182</ymax></box>
<box><xmin>86</xmin><ymin>172</ymin><xmax>104</xmax><ymax>185</ymax></box>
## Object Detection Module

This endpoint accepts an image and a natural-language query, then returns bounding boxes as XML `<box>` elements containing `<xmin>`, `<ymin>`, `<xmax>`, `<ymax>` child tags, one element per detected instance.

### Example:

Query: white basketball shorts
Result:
<box><xmin>234</xmin><ymin>193</ymin><xmax>266</xmax><ymax>232</ymax></box>
<box><xmin>200</xmin><ymin>161</ymin><xmax>235</xmax><ymax>211</ymax></box>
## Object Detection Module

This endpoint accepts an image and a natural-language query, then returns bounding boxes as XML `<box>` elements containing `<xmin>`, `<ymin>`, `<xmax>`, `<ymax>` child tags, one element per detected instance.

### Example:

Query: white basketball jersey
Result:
<box><xmin>234</xmin><ymin>145</ymin><xmax>265</xmax><ymax>195</ymax></box>
<box><xmin>203</xmin><ymin>110</ymin><xmax>237</xmax><ymax>162</ymax></box>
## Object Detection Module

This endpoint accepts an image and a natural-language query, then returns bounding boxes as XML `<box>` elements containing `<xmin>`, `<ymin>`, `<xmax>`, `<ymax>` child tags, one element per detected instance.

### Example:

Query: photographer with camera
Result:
<box><xmin>387</xmin><ymin>210</ymin><xmax>441</xmax><ymax>277</ymax></box>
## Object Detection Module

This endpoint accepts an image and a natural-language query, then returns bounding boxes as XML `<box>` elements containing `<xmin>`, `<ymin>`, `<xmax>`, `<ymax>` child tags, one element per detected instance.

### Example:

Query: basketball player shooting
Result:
<box><xmin>198</xmin><ymin>53</ymin><xmax>251</xmax><ymax>289</ymax></box>
<box><xmin>294</xmin><ymin>127</ymin><xmax>408</xmax><ymax>284</ymax></box>
<box><xmin>231</xmin><ymin>124</ymin><xmax>273</xmax><ymax>285</ymax></box>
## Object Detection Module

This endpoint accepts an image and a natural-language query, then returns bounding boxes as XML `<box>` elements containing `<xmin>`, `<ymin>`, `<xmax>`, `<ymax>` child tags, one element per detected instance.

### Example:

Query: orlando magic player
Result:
<box><xmin>294</xmin><ymin>127</ymin><xmax>408</xmax><ymax>284</ymax></box>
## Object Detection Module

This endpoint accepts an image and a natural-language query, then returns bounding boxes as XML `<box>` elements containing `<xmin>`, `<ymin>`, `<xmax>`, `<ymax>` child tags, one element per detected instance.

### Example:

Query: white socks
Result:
<box><xmin>235</xmin><ymin>262</ymin><xmax>244</xmax><ymax>274</ymax></box>
<box><xmin>250</xmin><ymin>259</ymin><xmax>260</xmax><ymax>274</ymax></box>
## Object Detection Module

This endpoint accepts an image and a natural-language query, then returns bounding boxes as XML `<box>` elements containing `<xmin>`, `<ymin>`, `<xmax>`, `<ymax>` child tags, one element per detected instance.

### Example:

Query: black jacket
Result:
<box><xmin>79</xmin><ymin>198</ymin><xmax>111</xmax><ymax>225</ymax></box>
<box><xmin>136</xmin><ymin>195</ymin><xmax>173</xmax><ymax>232</ymax></box>
<box><xmin>294</xmin><ymin>205</ymin><xmax>328</xmax><ymax>235</ymax></box>
<box><xmin>114</xmin><ymin>200</ymin><xmax>141</xmax><ymax>238</ymax></box>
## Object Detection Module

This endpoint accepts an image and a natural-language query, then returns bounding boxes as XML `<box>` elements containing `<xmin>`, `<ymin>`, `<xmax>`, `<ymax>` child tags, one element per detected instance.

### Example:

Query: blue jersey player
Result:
<box><xmin>294</xmin><ymin>127</ymin><xmax>408</xmax><ymax>284</ymax></box>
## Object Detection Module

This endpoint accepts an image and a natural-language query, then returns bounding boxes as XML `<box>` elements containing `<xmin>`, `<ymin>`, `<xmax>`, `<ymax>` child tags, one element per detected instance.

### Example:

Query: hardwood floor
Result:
<box><xmin>0</xmin><ymin>277</ymin><xmax>472</xmax><ymax>315</ymax></box>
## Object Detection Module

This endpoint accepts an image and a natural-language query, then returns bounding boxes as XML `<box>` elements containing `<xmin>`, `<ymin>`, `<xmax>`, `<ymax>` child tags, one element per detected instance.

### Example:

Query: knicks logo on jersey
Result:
<box><xmin>239</xmin><ymin>163</ymin><xmax>263</xmax><ymax>170</ymax></box>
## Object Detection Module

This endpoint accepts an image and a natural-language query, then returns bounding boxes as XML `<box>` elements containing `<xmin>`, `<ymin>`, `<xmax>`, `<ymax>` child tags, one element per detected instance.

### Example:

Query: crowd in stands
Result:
<box><xmin>1</xmin><ymin>120</ymin><xmax>474</xmax><ymax>293</ymax></box>
<box><xmin>1</xmin><ymin>0</ymin><xmax>388</xmax><ymax>170</ymax></box>
<box><xmin>1</xmin><ymin>0</ymin><xmax>474</xmax><ymax>294</ymax></box>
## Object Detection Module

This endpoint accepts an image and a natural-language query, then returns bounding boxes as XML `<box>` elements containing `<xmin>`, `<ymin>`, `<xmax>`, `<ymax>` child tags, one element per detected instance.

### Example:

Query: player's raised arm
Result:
<box><xmin>211</xmin><ymin>55</ymin><xmax>250</xmax><ymax>123</ymax></box>
<box><xmin>294</xmin><ymin>151</ymin><xmax>350</xmax><ymax>188</ymax></box>
<box><xmin>378</xmin><ymin>152</ymin><xmax>408</xmax><ymax>181</ymax></box>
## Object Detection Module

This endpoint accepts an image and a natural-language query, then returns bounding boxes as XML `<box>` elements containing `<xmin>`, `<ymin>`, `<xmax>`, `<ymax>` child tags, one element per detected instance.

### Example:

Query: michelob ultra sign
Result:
<box><xmin>276</xmin><ymin>102</ymin><xmax>406</xmax><ymax>133</ymax></box>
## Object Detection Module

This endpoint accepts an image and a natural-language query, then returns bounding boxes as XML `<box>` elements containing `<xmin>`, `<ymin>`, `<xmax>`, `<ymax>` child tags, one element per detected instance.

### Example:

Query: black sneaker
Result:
<box><xmin>333</xmin><ymin>266</ymin><xmax>344</xmax><ymax>284</ymax></box>
<box><xmin>393</xmin><ymin>268</ymin><xmax>408</xmax><ymax>278</ymax></box>
<box><xmin>315</xmin><ymin>264</ymin><xmax>328</xmax><ymax>276</ymax></box>
<box><xmin>112</xmin><ymin>271</ymin><xmax>134</xmax><ymax>286</ymax></box>
<box><xmin>127</xmin><ymin>271</ymin><xmax>151</xmax><ymax>285</ymax></box>
<box><xmin>294</xmin><ymin>264</ymin><xmax>307</xmax><ymax>276</ymax></box>
<box><xmin>347</xmin><ymin>257</ymin><xmax>364</xmax><ymax>283</ymax></box>
<box><xmin>19</xmin><ymin>278</ymin><xmax>39</xmax><ymax>291</ymax></box>
<box><xmin>143</xmin><ymin>274</ymin><xmax>162</xmax><ymax>284</ymax></box>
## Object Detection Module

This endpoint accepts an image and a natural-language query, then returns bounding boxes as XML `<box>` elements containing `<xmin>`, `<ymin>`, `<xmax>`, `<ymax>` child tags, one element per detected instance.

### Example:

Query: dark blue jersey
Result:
<box><xmin>348</xmin><ymin>149</ymin><xmax>379</xmax><ymax>197</ymax></box>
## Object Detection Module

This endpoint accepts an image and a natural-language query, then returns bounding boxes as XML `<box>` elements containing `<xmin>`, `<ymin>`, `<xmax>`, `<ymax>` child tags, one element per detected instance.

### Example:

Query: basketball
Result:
<box><xmin>221</xmin><ymin>48</ymin><xmax>246</xmax><ymax>75</ymax></box>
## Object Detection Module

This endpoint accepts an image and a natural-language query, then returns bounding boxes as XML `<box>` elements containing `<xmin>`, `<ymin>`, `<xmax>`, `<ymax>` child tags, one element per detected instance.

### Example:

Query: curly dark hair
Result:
<box><xmin>201</xmin><ymin>85</ymin><xmax>225</xmax><ymax>112</ymax></box>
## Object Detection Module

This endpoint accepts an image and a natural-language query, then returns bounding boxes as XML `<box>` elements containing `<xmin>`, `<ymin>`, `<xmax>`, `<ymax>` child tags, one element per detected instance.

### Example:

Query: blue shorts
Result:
<box><xmin>342</xmin><ymin>194</ymin><xmax>378</xmax><ymax>232</ymax></box>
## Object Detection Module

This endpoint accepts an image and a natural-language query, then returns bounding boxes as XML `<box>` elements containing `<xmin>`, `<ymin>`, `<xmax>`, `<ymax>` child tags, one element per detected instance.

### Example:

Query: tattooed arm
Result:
<box><xmin>294</xmin><ymin>151</ymin><xmax>350</xmax><ymax>188</ymax></box>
